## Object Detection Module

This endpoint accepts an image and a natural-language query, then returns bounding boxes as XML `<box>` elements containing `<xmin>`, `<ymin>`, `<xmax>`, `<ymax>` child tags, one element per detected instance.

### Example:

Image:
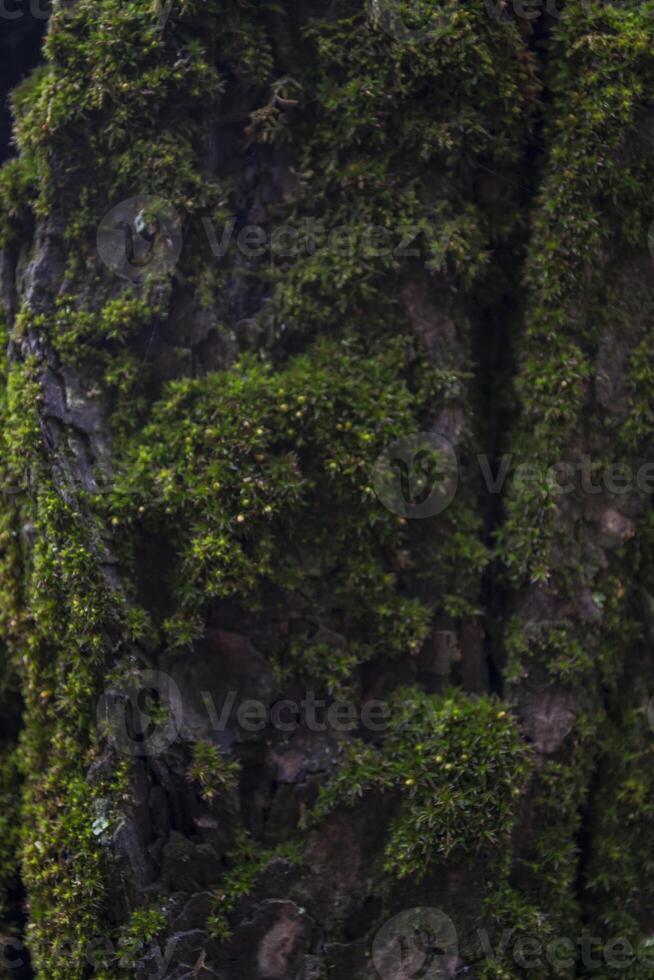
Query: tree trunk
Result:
<box><xmin>1</xmin><ymin>1</ymin><xmax>654</xmax><ymax>978</ymax></box>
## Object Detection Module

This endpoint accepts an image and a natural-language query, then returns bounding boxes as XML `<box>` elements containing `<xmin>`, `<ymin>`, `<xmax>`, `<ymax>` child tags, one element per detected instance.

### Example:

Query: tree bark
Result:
<box><xmin>1</xmin><ymin>1</ymin><xmax>654</xmax><ymax>978</ymax></box>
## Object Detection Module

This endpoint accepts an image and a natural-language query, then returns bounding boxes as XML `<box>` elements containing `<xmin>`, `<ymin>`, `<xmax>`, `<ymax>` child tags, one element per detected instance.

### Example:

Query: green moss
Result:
<box><xmin>19</xmin><ymin>291</ymin><xmax>166</xmax><ymax>435</ymax></box>
<box><xmin>477</xmin><ymin>884</ymin><xmax>561</xmax><ymax>980</ymax></box>
<box><xmin>505</xmin><ymin>619</ymin><xmax>595</xmax><ymax>683</ymax></box>
<box><xmin>581</xmin><ymin>707</ymin><xmax>654</xmax><ymax>970</ymax></box>
<box><xmin>3</xmin><ymin>360</ymin><xmax>43</xmax><ymax>484</ymax></box>
<box><xmin>0</xmin><ymin>153</ymin><xmax>38</xmax><ymax>250</ymax></box>
<box><xmin>186</xmin><ymin>740</ymin><xmax>240</xmax><ymax>803</ymax></box>
<box><xmin>493</xmin><ymin>12</ymin><xmax>654</xmax><ymax>950</ymax></box>
<box><xmin>16</xmin><ymin>490</ymin><xmax>127</xmax><ymax>978</ymax></box>
<box><xmin>502</xmin><ymin>1</ymin><xmax>654</xmax><ymax>583</ymax></box>
<box><xmin>13</xmin><ymin>0</ymin><xmax>224</xmax><ymax>259</ymax></box>
<box><xmin>116</xmin><ymin>903</ymin><xmax>167</xmax><ymax>968</ymax></box>
<box><xmin>229</xmin><ymin>1</ymin><xmax>536</xmax><ymax>349</ymax></box>
<box><xmin>306</xmin><ymin>687</ymin><xmax>531</xmax><ymax>880</ymax></box>
<box><xmin>1</xmin><ymin>0</ymin><xmax>652</xmax><ymax>971</ymax></box>
<box><xmin>0</xmin><ymin>314</ymin><xmax>27</xmax><ymax>934</ymax></box>
<box><xmin>623</xmin><ymin>331</ymin><xmax>654</xmax><ymax>450</ymax></box>
<box><xmin>0</xmin><ymin>347</ymin><xmax>142</xmax><ymax>977</ymax></box>
<box><xmin>112</xmin><ymin>335</ymin><xmax>483</xmax><ymax>690</ymax></box>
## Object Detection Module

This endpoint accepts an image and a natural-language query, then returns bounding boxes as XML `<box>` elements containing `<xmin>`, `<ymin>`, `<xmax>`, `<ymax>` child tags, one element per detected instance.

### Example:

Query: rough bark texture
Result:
<box><xmin>1</xmin><ymin>1</ymin><xmax>654</xmax><ymax>978</ymax></box>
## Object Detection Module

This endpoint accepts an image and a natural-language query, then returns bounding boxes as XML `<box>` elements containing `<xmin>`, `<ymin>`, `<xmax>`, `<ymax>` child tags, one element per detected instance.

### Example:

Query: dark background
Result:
<box><xmin>0</xmin><ymin>5</ymin><xmax>48</xmax><ymax>161</ymax></box>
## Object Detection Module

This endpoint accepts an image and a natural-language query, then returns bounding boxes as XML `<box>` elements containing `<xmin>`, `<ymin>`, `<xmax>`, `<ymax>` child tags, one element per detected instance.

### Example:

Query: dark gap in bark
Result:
<box><xmin>3</xmin><ymin>879</ymin><xmax>33</xmax><ymax>979</ymax></box>
<box><xmin>522</xmin><ymin>0</ymin><xmax>559</xmax><ymax>188</ymax></box>
<box><xmin>572</xmin><ymin>757</ymin><xmax>603</xmax><ymax>964</ymax></box>
<box><xmin>472</xmin><ymin>2</ymin><xmax>556</xmax><ymax>697</ymax></box>
<box><xmin>472</xmin><ymin>287</ymin><xmax>521</xmax><ymax>699</ymax></box>
<box><xmin>0</xmin><ymin>686</ymin><xmax>33</xmax><ymax>978</ymax></box>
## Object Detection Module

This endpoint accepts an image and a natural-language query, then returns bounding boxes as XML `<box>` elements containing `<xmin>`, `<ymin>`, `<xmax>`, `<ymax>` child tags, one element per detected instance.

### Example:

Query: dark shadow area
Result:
<box><xmin>0</xmin><ymin>683</ymin><xmax>33</xmax><ymax>979</ymax></box>
<box><xmin>0</xmin><ymin>4</ymin><xmax>48</xmax><ymax>162</ymax></box>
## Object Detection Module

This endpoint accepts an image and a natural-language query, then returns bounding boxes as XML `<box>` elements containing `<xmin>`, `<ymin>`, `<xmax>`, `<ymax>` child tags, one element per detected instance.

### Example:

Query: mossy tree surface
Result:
<box><xmin>0</xmin><ymin>1</ymin><xmax>654</xmax><ymax>978</ymax></box>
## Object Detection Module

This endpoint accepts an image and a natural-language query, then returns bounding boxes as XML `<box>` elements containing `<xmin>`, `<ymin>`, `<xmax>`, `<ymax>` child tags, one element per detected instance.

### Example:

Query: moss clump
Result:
<box><xmin>0</xmin><ymin>346</ymin><xmax>144</xmax><ymax>977</ymax></box>
<box><xmin>113</xmin><ymin>335</ymin><xmax>485</xmax><ymax>689</ymax></box>
<box><xmin>0</xmin><ymin>153</ymin><xmax>38</xmax><ymax>250</ymax></box>
<box><xmin>494</xmin><ymin>9</ymin><xmax>654</xmax><ymax>950</ymax></box>
<box><xmin>582</xmin><ymin>707</ymin><xmax>654</xmax><ymax>963</ymax></box>
<box><xmin>0</xmin><ymin>314</ymin><xmax>28</xmax><ymax>935</ymax></box>
<box><xmin>232</xmin><ymin>1</ymin><xmax>536</xmax><ymax>349</ymax></box>
<box><xmin>3</xmin><ymin>0</ymin><xmax>653</xmax><ymax>973</ymax></box>
<box><xmin>504</xmin><ymin>618</ymin><xmax>596</xmax><ymax>684</ymax></box>
<box><xmin>13</xmin><ymin>0</ymin><xmax>224</xmax><ymax>258</ymax></box>
<box><xmin>116</xmin><ymin>903</ymin><xmax>167</xmax><ymax>969</ymax></box>
<box><xmin>26</xmin><ymin>292</ymin><xmax>158</xmax><ymax>367</ymax></box>
<box><xmin>477</xmin><ymin>884</ymin><xmax>562</xmax><ymax>980</ymax></box>
<box><xmin>622</xmin><ymin>331</ymin><xmax>654</xmax><ymax>451</ymax></box>
<box><xmin>501</xmin><ymin>1</ymin><xmax>654</xmax><ymax>584</ymax></box>
<box><xmin>186</xmin><ymin>740</ymin><xmax>240</xmax><ymax>803</ymax></box>
<box><xmin>16</xmin><ymin>489</ymin><xmax>133</xmax><ymax>979</ymax></box>
<box><xmin>306</xmin><ymin>687</ymin><xmax>531</xmax><ymax>879</ymax></box>
<box><xmin>17</xmin><ymin>290</ymin><xmax>167</xmax><ymax>436</ymax></box>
